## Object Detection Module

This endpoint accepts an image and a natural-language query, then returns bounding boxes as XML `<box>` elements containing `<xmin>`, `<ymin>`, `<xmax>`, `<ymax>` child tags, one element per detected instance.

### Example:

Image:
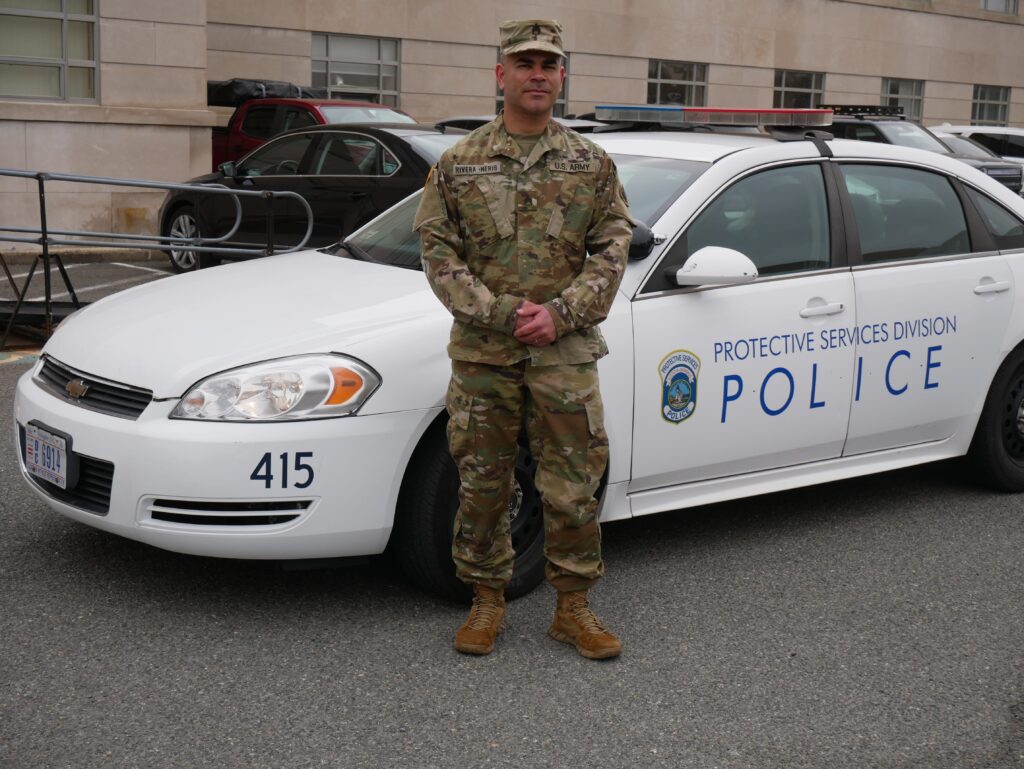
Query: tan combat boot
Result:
<box><xmin>454</xmin><ymin>584</ymin><xmax>506</xmax><ymax>655</ymax></box>
<box><xmin>548</xmin><ymin>589</ymin><xmax>622</xmax><ymax>660</ymax></box>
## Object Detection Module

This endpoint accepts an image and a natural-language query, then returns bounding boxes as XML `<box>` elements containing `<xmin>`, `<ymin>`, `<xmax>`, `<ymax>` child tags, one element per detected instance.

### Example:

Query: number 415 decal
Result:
<box><xmin>250</xmin><ymin>452</ymin><xmax>314</xmax><ymax>489</ymax></box>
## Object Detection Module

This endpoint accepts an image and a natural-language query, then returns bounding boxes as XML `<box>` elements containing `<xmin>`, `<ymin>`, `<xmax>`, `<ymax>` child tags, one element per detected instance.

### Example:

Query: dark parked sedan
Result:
<box><xmin>159</xmin><ymin>123</ymin><xmax>463</xmax><ymax>271</ymax></box>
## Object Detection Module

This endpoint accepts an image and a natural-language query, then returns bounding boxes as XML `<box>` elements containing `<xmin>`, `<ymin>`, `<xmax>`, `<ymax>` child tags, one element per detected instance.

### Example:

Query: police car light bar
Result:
<box><xmin>595</xmin><ymin>105</ymin><xmax>833</xmax><ymax>127</ymax></box>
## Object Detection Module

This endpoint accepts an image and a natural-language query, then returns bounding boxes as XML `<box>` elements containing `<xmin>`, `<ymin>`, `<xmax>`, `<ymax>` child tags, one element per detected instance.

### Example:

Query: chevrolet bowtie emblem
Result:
<box><xmin>66</xmin><ymin>378</ymin><xmax>89</xmax><ymax>398</ymax></box>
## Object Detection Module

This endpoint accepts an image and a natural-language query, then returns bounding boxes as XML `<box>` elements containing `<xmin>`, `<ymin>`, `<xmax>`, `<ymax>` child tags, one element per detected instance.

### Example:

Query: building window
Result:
<box><xmin>0</xmin><ymin>0</ymin><xmax>97</xmax><ymax>101</ymax></box>
<box><xmin>981</xmin><ymin>0</ymin><xmax>1018</xmax><ymax>13</ymax></box>
<box><xmin>774</xmin><ymin>70</ymin><xmax>825</xmax><ymax>108</ymax></box>
<box><xmin>496</xmin><ymin>50</ymin><xmax>569</xmax><ymax>118</ymax></box>
<box><xmin>972</xmin><ymin>84</ymin><xmax>1010</xmax><ymax>125</ymax></box>
<box><xmin>647</xmin><ymin>59</ymin><xmax>707</xmax><ymax>106</ymax></box>
<box><xmin>311</xmin><ymin>33</ymin><xmax>400</xmax><ymax>107</ymax></box>
<box><xmin>881</xmin><ymin>78</ymin><xmax>924</xmax><ymax>121</ymax></box>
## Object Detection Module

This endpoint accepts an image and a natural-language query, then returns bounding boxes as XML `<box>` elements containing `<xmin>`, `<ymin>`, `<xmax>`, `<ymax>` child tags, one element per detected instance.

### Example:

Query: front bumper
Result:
<box><xmin>14</xmin><ymin>363</ymin><xmax>437</xmax><ymax>560</ymax></box>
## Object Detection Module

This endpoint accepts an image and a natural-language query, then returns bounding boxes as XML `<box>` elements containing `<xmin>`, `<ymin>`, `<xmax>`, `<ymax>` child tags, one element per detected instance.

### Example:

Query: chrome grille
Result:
<box><xmin>144</xmin><ymin>498</ymin><xmax>312</xmax><ymax>527</ymax></box>
<box><xmin>35</xmin><ymin>355</ymin><xmax>153</xmax><ymax>420</ymax></box>
<box><xmin>19</xmin><ymin>425</ymin><xmax>113</xmax><ymax>515</ymax></box>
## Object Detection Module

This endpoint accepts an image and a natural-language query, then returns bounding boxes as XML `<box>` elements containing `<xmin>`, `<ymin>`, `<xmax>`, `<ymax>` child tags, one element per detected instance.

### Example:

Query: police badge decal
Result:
<box><xmin>660</xmin><ymin>350</ymin><xmax>700</xmax><ymax>423</ymax></box>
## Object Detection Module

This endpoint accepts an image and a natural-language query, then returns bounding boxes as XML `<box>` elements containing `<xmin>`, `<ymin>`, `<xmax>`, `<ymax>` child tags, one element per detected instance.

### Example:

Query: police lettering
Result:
<box><xmin>720</xmin><ymin>346</ymin><xmax>944</xmax><ymax>423</ymax></box>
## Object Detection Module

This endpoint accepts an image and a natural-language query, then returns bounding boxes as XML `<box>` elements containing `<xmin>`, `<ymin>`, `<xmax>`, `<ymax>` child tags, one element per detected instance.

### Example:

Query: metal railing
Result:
<box><xmin>0</xmin><ymin>168</ymin><xmax>315</xmax><ymax>349</ymax></box>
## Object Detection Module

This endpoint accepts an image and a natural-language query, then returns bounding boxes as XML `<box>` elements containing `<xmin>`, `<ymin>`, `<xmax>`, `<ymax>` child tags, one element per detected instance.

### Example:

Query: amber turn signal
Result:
<box><xmin>326</xmin><ymin>367</ymin><xmax>364</xmax><ymax>405</ymax></box>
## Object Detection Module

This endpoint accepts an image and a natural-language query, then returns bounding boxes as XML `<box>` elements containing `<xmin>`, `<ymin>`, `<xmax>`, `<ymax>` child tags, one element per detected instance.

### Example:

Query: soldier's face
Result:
<box><xmin>497</xmin><ymin>52</ymin><xmax>564</xmax><ymax>118</ymax></box>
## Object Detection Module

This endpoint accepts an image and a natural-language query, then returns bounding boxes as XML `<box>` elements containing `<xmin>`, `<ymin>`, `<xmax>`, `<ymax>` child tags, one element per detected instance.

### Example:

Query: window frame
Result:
<box><xmin>0</xmin><ymin>0</ymin><xmax>99</xmax><ymax>102</ymax></box>
<box><xmin>639</xmin><ymin>158</ymin><xmax>846</xmax><ymax>297</ymax></box>
<box><xmin>881</xmin><ymin>77</ymin><xmax>924</xmax><ymax>122</ymax></box>
<box><xmin>311</xmin><ymin>32</ymin><xmax>401</xmax><ymax>107</ymax></box>
<box><xmin>773</xmin><ymin>69</ymin><xmax>825</xmax><ymax>109</ymax></box>
<box><xmin>647</xmin><ymin>58</ymin><xmax>708</xmax><ymax>107</ymax></box>
<box><xmin>972</xmin><ymin>84</ymin><xmax>1011</xmax><ymax>126</ymax></box>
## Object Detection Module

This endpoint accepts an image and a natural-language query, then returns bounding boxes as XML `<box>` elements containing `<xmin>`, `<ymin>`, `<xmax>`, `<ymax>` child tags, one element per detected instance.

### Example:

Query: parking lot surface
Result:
<box><xmin>2</xmin><ymin>348</ymin><xmax>1023</xmax><ymax>768</ymax></box>
<box><xmin>0</xmin><ymin>256</ymin><xmax>174</xmax><ymax>306</ymax></box>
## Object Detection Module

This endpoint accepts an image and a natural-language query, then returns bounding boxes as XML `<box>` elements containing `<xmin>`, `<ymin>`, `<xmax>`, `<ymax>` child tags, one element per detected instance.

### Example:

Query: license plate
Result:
<box><xmin>25</xmin><ymin>423</ymin><xmax>68</xmax><ymax>489</ymax></box>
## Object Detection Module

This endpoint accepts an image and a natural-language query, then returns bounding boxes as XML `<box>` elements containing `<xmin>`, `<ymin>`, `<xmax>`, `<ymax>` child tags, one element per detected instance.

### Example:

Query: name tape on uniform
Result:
<box><xmin>453</xmin><ymin>163</ymin><xmax>502</xmax><ymax>175</ymax></box>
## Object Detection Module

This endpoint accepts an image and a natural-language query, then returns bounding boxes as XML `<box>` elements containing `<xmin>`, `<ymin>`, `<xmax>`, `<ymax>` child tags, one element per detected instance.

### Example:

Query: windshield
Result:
<box><xmin>319</xmin><ymin>106</ymin><xmax>417</xmax><ymax>124</ymax></box>
<box><xmin>404</xmin><ymin>133</ymin><xmax>464</xmax><ymax>164</ymax></box>
<box><xmin>344</xmin><ymin>154</ymin><xmax>709</xmax><ymax>269</ymax></box>
<box><xmin>875</xmin><ymin>122</ymin><xmax>949</xmax><ymax>153</ymax></box>
<box><xmin>936</xmin><ymin>134</ymin><xmax>996</xmax><ymax>160</ymax></box>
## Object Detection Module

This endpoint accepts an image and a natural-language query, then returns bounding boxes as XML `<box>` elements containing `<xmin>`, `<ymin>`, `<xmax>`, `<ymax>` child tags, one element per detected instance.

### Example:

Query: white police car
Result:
<box><xmin>15</xmin><ymin>107</ymin><xmax>1024</xmax><ymax>600</ymax></box>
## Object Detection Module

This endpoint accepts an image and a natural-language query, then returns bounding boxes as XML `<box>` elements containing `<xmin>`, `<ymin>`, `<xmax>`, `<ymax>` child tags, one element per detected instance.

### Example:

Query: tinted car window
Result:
<box><xmin>841</xmin><ymin>164</ymin><xmax>969</xmax><ymax>263</ymax></box>
<box><xmin>238</xmin><ymin>133</ymin><xmax>315</xmax><ymax>176</ymax></box>
<box><xmin>311</xmin><ymin>135</ymin><xmax>400</xmax><ymax>176</ymax></box>
<box><xmin>283</xmin><ymin>108</ymin><xmax>318</xmax><ymax>131</ymax></box>
<box><xmin>1006</xmin><ymin>135</ymin><xmax>1024</xmax><ymax>155</ymax></box>
<box><xmin>968</xmin><ymin>188</ymin><xmax>1024</xmax><ymax>250</ymax></box>
<box><xmin>241</xmin><ymin>106</ymin><xmax>277</xmax><ymax>139</ymax></box>
<box><xmin>970</xmin><ymin>133</ymin><xmax>1007</xmax><ymax>155</ymax></box>
<box><xmin>830</xmin><ymin>122</ymin><xmax>885</xmax><ymax>142</ymax></box>
<box><xmin>674</xmin><ymin>163</ymin><xmax>831</xmax><ymax>277</ymax></box>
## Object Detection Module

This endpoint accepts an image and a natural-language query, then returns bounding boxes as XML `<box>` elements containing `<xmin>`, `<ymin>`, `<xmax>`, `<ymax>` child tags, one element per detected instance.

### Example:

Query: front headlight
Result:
<box><xmin>170</xmin><ymin>354</ymin><xmax>381</xmax><ymax>421</ymax></box>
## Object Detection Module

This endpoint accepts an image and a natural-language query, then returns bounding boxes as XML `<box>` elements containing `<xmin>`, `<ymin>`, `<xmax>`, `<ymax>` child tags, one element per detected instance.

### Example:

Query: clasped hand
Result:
<box><xmin>513</xmin><ymin>300</ymin><xmax>556</xmax><ymax>347</ymax></box>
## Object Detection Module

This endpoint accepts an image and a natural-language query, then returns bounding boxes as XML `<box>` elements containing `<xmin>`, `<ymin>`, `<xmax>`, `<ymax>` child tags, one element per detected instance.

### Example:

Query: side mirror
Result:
<box><xmin>628</xmin><ymin>221</ymin><xmax>655</xmax><ymax>261</ymax></box>
<box><xmin>665</xmin><ymin>246</ymin><xmax>758</xmax><ymax>286</ymax></box>
<box><xmin>218</xmin><ymin>161</ymin><xmax>237</xmax><ymax>178</ymax></box>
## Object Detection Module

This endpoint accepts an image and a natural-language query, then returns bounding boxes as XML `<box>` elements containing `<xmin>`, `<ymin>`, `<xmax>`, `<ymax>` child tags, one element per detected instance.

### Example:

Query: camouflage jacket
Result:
<box><xmin>413</xmin><ymin>114</ymin><xmax>634</xmax><ymax>366</ymax></box>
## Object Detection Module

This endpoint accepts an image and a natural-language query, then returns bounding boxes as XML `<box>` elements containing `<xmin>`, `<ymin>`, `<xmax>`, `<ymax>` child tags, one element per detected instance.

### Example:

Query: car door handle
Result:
<box><xmin>974</xmin><ymin>280</ymin><xmax>1010</xmax><ymax>295</ymax></box>
<box><xmin>799</xmin><ymin>302</ymin><xmax>844</xmax><ymax>318</ymax></box>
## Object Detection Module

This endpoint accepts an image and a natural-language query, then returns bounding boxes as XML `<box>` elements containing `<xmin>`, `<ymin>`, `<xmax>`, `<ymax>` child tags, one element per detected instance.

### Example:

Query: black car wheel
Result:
<box><xmin>392</xmin><ymin>425</ymin><xmax>546</xmax><ymax>602</ymax></box>
<box><xmin>166</xmin><ymin>206</ymin><xmax>200</xmax><ymax>272</ymax></box>
<box><xmin>969</xmin><ymin>346</ymin><xmax>1024</xmax><ymax>491</ymax></box>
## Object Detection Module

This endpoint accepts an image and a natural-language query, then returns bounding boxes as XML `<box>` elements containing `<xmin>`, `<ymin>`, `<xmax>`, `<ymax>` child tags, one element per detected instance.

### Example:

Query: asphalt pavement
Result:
<box><xmin>1</xmin><ymin>259</ymin><xmax>1023</xmax><ymax>768</ymax></box>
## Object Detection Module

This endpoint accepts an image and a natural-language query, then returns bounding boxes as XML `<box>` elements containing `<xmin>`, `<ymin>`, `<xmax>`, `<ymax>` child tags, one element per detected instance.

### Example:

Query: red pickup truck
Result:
<box><xmin>211</xmin><ymin>98</ymin><xmax>417</xmax><ymax>170</ymax></box>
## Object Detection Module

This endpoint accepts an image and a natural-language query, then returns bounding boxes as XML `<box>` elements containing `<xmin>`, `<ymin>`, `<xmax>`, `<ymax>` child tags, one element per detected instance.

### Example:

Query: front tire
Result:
<box><xmin>392</xmin><ymin>424</ymin><xmax>546</xmax><ymax>602</ymax></box>
<box><xmin>969</xmin><ymin>346</ymin><xmax>1024</xmax><ymax>491</ymax></box>
<box><xmin>165</xmin><ymin>206</ymin><xmax>200</xmax><ymax>273</ymax></box>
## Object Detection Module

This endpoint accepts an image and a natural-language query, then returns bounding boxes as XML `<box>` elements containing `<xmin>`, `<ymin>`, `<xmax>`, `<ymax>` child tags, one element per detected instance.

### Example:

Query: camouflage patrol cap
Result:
<box><xmin>499</xmin><ymin>19</ymin><xmax>565</xmax><ymax>58</ymax></box>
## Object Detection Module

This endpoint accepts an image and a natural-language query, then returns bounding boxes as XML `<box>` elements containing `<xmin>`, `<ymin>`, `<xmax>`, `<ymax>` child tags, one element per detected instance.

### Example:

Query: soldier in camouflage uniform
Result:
<box><xmin>414</xmin><ymin>19</ymin><xmax>634</xmax><ymax>660</ymax></box>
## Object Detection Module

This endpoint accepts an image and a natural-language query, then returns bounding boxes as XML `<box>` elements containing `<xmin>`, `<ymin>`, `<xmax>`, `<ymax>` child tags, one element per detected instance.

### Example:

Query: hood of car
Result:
<box><xmin>43</xmin><ymin>251</ymin><xmax>447</xmax><ymax>399</ymax></box>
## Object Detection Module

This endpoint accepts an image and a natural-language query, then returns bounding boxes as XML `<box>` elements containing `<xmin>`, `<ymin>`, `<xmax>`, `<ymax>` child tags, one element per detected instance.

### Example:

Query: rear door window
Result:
<box><xmin>840</xmin><ymin>164</ymin><xmax>970</xmax><ymax>263</ymax></box>
<box><xmin>311</xmin><ymin>134</ymin><xmax>399</xmax><ymax>176</ymax></box>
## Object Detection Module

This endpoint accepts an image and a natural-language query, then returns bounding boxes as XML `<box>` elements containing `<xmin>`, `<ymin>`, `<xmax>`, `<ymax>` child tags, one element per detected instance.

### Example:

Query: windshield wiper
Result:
<box><xmin>335</xmin><ymin>240</ymin><xmax>382</xmax><ymax>264</ymax></box>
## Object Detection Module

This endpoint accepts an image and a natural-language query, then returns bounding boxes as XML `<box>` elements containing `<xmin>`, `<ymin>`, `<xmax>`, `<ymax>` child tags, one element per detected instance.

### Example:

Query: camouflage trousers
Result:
<box><xmin>446</xmin><ymin>359</ymin><xmax>609</xmax><ymax>592</ymax></box>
